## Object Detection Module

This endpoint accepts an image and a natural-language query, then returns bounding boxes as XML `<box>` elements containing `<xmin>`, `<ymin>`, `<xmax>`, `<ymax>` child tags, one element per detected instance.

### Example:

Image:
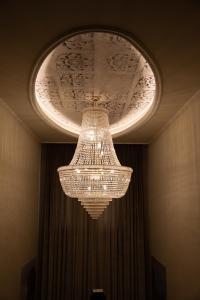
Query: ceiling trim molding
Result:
<box><xmin>0</xmin><ymin>98</ymin><xmax>40</xmax><ymax>142</ymax></box>
<box><xmin>149</xmin><ymin>89</ymin><xmax>200</xmax><ymax>144</ymax></box>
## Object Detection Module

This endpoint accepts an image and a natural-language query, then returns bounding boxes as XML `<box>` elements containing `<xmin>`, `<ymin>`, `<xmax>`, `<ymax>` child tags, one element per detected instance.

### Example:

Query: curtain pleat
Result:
<box><xmin>36</xmin><ymin>144</ymin><xmax>150</xmax><ymax>300</ymax></box>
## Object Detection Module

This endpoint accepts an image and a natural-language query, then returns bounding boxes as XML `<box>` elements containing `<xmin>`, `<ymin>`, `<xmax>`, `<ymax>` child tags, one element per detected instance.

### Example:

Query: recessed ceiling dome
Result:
<box><xmin>31</xmin><ymin>30</ymin><xmax>160</xmax><ymax>137</ymax></box>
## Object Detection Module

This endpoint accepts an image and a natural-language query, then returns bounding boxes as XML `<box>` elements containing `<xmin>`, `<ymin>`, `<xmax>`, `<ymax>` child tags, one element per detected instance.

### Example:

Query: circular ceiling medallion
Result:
<box><xmin>31</xmin><ymin>29</ymin><xmax>160</xmax><ymax>137</ymax></box>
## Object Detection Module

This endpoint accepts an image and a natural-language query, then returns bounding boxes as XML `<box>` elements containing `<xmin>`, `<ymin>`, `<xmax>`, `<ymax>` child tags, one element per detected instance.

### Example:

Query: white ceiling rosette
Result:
<box><xmin>32</xmin><ymin>30</ymin><xmax>160</xmax><ymax>137</ymax></box>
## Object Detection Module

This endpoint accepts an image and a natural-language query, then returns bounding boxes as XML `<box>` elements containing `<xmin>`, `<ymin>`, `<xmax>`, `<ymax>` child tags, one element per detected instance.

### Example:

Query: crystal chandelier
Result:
<box><xmin>58</xmin><ymin>107</ymin><xmax>133</xmax><ymax>219</ymax></box>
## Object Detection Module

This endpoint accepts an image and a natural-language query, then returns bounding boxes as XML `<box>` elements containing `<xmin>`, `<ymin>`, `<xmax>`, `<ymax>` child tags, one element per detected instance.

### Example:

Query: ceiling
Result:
<box><xmin>0</xmin><ymin>1</ymin><xmax>200</xmax><ymax>143</ymax></box>
<box><xmin>33</xmin><ymin>30</ymin><xmax>158</xmax><ymax>137</ymax></box>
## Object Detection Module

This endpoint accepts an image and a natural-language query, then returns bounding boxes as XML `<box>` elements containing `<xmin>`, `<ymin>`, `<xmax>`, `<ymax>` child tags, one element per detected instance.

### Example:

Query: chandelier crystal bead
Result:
<box><xmin>58</xmin><ymin>107</ymin><xmax>133</xmax><ymax>219</ymax></box>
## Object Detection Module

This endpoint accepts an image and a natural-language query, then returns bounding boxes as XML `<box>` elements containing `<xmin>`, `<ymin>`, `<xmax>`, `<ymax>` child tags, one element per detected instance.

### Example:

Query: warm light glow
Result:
<box><xmin>32</xmin><ymin>31</ymin><xmax>159</xmax><ymax>138</ymax></box>
<box><xmin>58</xmin><ymin>108</ymin><xmax>133</xmax><ymax>219</ymax></box>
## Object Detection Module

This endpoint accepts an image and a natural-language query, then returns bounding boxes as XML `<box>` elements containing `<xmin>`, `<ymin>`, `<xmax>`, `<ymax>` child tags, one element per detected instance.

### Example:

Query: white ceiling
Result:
<box><xmin>0</xmin><ymin>1</ymin><xmax>200</xmax><ymax>143</ymax></box>
<box><xmin>33</xmin><ymin>30</ymin><xmax>158</xmax><ymax>138</ymax></box>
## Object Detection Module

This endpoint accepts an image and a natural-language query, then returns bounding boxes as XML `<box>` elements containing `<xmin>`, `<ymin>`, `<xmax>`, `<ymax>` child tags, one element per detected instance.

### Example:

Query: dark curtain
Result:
<box><xmin>36</xmin><ymin>144</ymin><xmax>150</xmax><ymax>300</ymax></box>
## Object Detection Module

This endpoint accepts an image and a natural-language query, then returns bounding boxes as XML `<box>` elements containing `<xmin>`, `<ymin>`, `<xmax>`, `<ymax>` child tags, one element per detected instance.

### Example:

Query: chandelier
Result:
<box><xmin>58</xmin><ymin>107</ymin><xmax>133</xmax><ymax>219</ymax></box>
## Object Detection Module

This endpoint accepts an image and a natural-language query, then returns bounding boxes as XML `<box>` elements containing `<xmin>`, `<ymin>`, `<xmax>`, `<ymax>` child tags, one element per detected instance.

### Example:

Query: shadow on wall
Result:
<box><xmin>20</xmin><ymin>258</ymin><xmax>36</xmax><ymax>300</ymax></box>
<box><xmin>90</xmin><ymin>290</ymin><xmax>106</xmax><ymax>299</ymax></box>
<box><xmin>151</xmin><ymin>257</ymin><xmax>166</xmax><ymax>300</ymax></box>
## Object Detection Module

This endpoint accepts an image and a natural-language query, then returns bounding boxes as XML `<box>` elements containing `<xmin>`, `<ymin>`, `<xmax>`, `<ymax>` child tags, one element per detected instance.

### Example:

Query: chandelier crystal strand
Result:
<box><xmin>58</xmin><ymin>107</ymin><xmax>133</xmax><ymax>219</ymax></box>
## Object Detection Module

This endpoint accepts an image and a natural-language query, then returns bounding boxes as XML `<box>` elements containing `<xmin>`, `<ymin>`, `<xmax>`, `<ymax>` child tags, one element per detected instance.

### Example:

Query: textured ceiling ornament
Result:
<box><xmin>31</xmin><ymin>29</ymin><xmax>160</xmax><ymax>137</ymax></box>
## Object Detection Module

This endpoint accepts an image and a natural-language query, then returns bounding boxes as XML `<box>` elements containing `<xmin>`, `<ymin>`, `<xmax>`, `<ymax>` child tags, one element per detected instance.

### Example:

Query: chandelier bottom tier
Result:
<box><xmin>58</xmin><ymin>107</ymin><xmax>133</xmax><ymax>219</ymax></box>
<box><xmin>79</xmin><ymin>198</ymin><xmax>111</xmax><ymax>220</ymax></box>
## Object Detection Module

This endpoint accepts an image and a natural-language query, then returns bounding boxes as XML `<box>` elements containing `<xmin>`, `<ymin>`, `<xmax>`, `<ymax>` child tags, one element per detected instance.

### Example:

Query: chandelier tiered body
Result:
<box><xmin>58</xmin><ymin>108</ymin><xmax>133</xmax><ymax>219</ymax></box>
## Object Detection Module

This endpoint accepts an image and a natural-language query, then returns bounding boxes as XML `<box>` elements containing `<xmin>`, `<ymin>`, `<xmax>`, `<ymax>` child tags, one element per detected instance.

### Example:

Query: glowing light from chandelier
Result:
<box><xmin>58</xmin><ymin>107</ymin><xmax>133</xmax><ymax>219</ymax></box>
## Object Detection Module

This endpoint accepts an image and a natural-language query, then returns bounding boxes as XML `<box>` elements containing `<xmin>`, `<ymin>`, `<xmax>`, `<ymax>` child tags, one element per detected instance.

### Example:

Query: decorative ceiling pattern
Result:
<box><xmin>33</xmin><ymin>31</ymin><xmax>158</xmax><ymax>136</ymax></box>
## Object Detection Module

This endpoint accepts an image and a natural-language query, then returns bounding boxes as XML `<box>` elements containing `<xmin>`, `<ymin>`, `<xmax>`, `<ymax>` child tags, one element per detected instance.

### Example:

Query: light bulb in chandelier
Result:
<box><xmin>58</xmin><ymin>107</ymin><xmax>133</xmax><ymax>219</ymax></box>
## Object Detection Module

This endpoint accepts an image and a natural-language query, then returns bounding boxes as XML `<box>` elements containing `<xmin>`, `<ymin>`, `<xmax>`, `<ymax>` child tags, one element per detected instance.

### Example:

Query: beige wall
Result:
<box><xmin>0</xmin><ymin>99</ymin><xmax>40</xmax><ymax>300</ymax></box>
<box><xmin>148</xmin><ymin>93</ymin><xmax>200</xmax><ymax>300</ymax></box>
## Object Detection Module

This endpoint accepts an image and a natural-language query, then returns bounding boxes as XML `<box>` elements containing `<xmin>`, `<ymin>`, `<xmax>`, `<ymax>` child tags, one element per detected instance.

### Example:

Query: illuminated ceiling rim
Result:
<box><xmin>30</xmin><ymin>28</ymin><xmax>161</xmax><ymax>137</ymax></box>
